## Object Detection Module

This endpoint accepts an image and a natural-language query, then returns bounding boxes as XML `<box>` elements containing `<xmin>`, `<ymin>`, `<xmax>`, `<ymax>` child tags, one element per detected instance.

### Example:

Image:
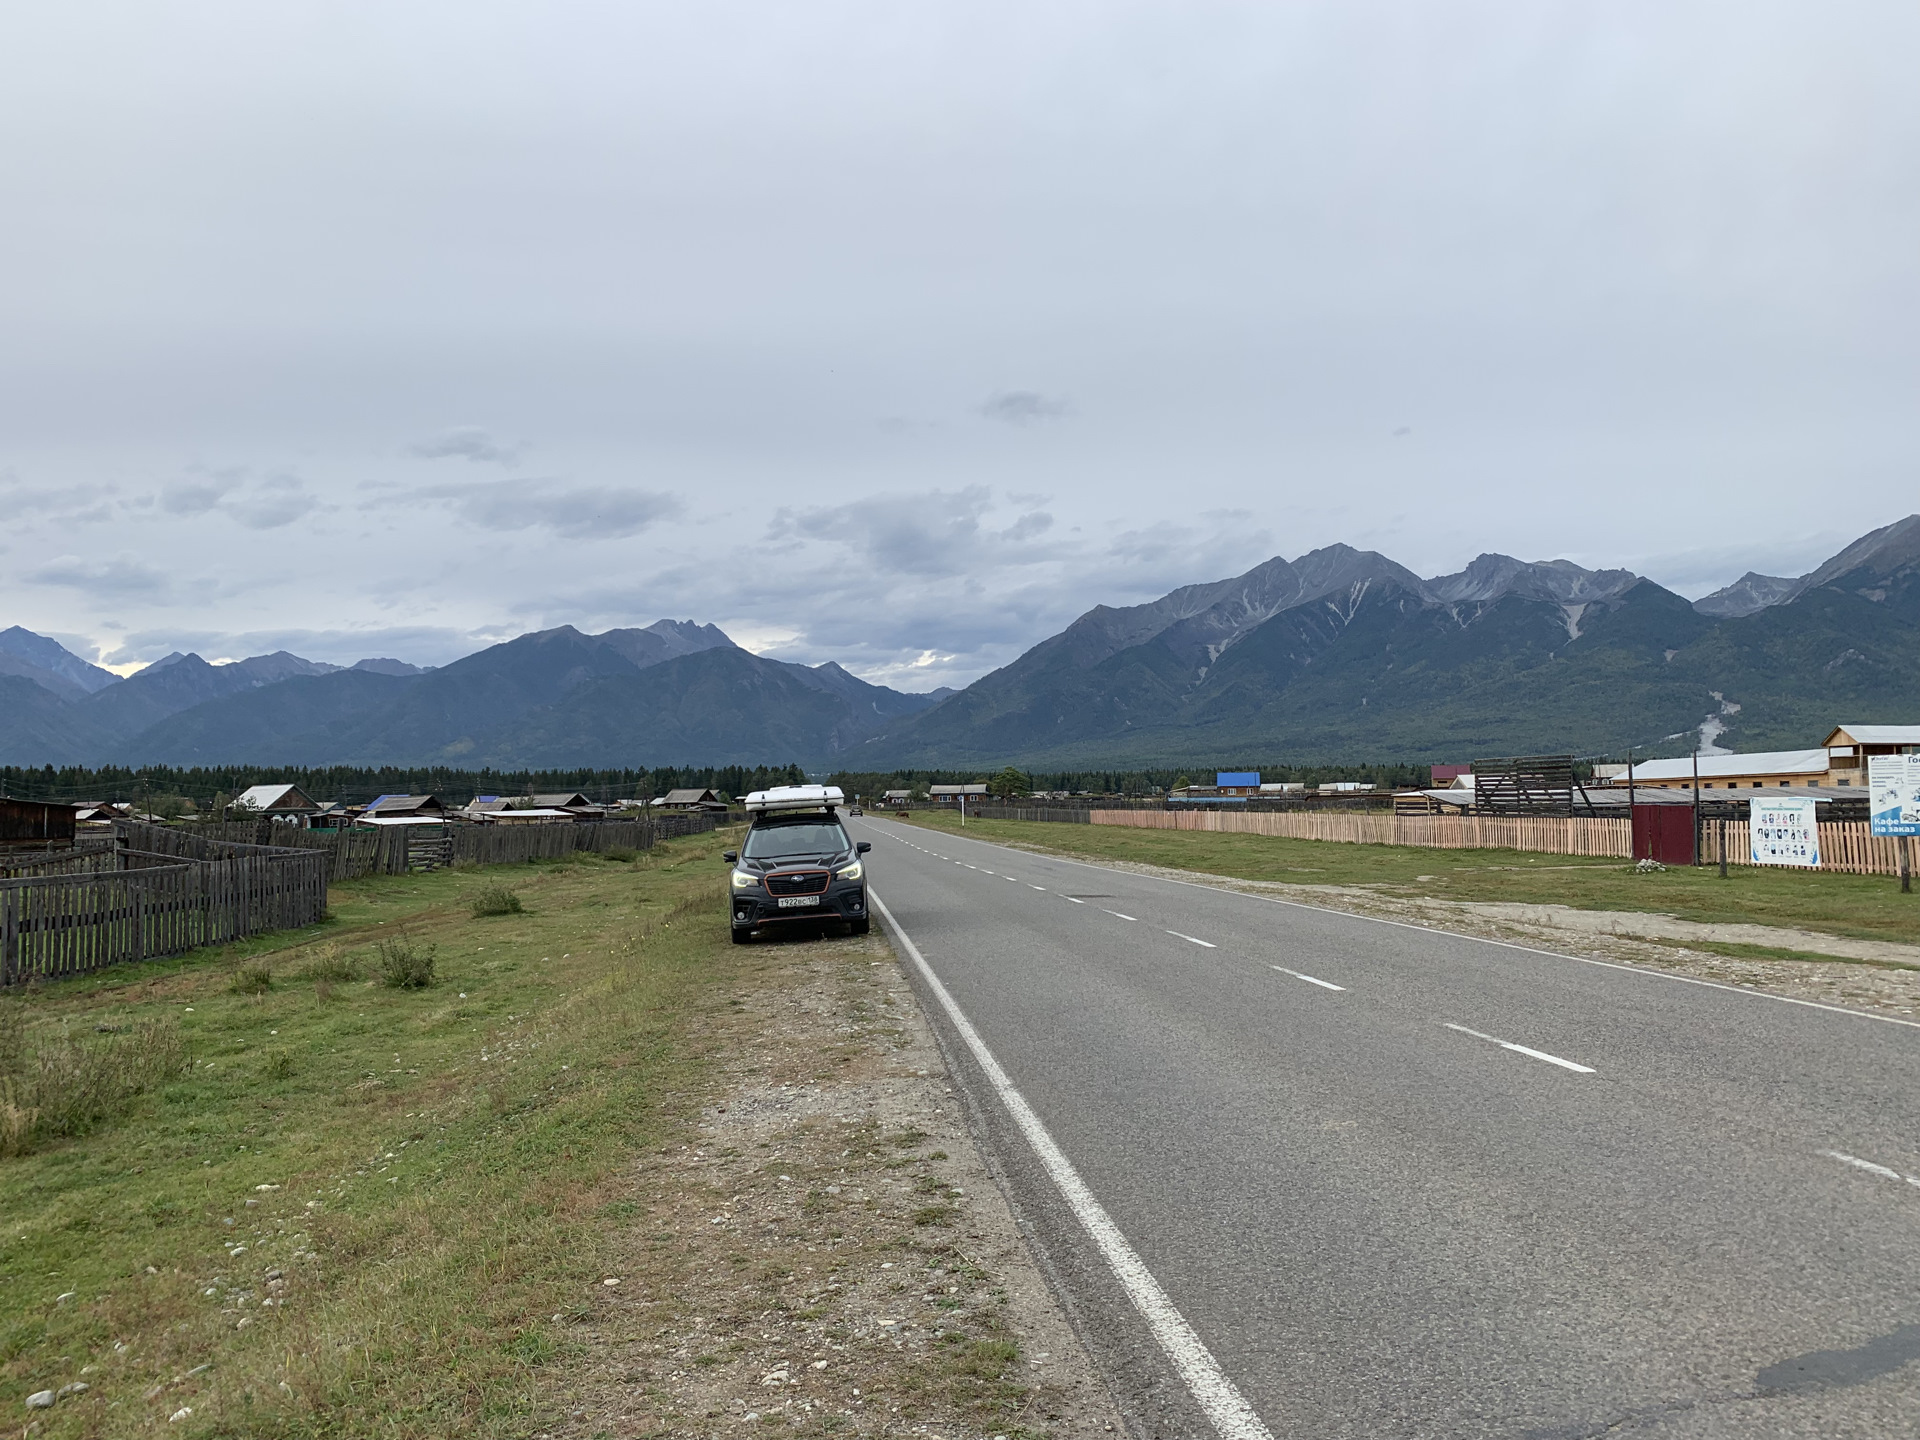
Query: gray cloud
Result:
<box><xmin>28</xmin><ymin>554</ymin><xmax>171</xmax><ymax>595</ymax></box>
<box><xmin>408</xmin><ymin>428</ymin><xmax>522</xmax><ymax>466</ymax></box>
<box><xmin>438</xmin><ymin>480</ymin><xmax>682</xmax><ymax>539</ymax></box>
<box><xmin>224</xmin><ymin>475</ymin><xmax>320</xmax><ymax>530</ymax></box>
<box><xmin>978</xmin><ymin>391</ymin><xmax>1069</xmax><ymax>425</ymax></box>
<box><xmin>159</xmin><ymin>483</ymin><xmax>228</xmax><ymax>517</ymax></box>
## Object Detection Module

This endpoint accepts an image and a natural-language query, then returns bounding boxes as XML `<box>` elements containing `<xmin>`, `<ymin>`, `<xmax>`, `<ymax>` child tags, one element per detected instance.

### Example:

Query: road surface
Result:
<box><xmin>846</xmin><ymin>814</ymin><xmax>1920</xmax><ymax>1439</ymax></box>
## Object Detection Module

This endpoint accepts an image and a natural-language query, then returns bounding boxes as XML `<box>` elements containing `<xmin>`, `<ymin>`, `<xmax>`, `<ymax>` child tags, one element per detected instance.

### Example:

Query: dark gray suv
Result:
<box><xmin>726</xmin><ymin>808</ymin><xmax>871</xmax><ymax>943</ymax></box>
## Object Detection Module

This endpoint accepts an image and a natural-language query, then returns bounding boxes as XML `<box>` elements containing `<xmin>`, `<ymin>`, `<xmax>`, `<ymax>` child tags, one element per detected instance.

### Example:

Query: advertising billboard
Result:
<box><xmin>1749</xmin><ymin>795</ymin><xmax>1820</xmax><ymax>868</ymax></box>
<box><xmin>1868</xmin><ymin>754</ymin><xmax>1920</xmax><ymax>837</ymax></box>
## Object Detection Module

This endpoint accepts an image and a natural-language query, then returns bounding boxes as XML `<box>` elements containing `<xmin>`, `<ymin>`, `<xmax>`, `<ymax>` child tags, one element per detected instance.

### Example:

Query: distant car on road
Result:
<box><xmin>726</xmin><ymin>785</ymin><xmax>870</xmax><ymax>944</ymax></box>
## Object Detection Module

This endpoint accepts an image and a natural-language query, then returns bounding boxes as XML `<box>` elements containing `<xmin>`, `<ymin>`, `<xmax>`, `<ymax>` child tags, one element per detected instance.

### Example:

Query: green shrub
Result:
<box><xmin>262</xmin><ymin>1051</ymin><xmax>294</xmax><ymax>1082</ymax></box>
<box><xmin>229</xmin><ymin>961</ymin><xmax>273</xmax><ymax>995</ymax></box>
<box><xmin>471</xmin><ymin>884</ymin><xmax>524</xmax><ymax>917</ymax></box>
<box><xmin>378</xmin><ymin>938</ymin><xmax>437</xmax><ymax>989</ymax></box>
<box><xmin>603</xmin><ymin>847</ymin><xmax>639</xmax><ymax>863</ymax></box>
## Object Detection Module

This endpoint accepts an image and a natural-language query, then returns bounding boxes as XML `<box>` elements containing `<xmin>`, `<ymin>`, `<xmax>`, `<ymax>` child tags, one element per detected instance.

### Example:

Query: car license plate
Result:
<box><xmin>777</xmin><ymin>895</ymin><xmax>820</xmax><ymax>908</ymax></box>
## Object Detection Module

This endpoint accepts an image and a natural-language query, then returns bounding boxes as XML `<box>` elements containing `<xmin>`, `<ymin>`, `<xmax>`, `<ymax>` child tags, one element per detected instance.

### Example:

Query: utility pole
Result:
<box><xmin>1691</xmin><ymin>749</ymin><xmax>1702</xmax><ymax>867</ymax></box>
<box><xmin>1626</xmin><ymin>746</ymin><xmax>1636</xmax><ymax>860</ymax></box>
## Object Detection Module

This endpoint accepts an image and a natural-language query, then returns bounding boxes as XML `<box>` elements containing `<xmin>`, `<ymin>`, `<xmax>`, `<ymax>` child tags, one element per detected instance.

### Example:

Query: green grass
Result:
<box><xmin>898</xmin><ymin>812</ymin><xmax>1920</xmax><ymax>947</ymax></box>
<box><xmin>0</xmin><ymin>828</ymin><xmax>741</xmax><ymax>1438</ymax></box>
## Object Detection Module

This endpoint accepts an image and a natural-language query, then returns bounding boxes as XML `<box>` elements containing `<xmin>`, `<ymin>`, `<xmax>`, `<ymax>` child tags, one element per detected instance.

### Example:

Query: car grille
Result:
<box><xmin>765</xmin><ymin>869</ymin><xmax>830</xmax><ymax>896</ymax></box>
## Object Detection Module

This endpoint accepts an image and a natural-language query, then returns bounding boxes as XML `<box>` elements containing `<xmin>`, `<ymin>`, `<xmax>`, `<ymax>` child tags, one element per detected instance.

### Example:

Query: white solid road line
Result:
<box><xmin>1168</xmin><ymin>931</ymin><xmax>1217</xmax><ymax>949</ymax></box>
<box><xmin>1271</xmin><ymin>965</ymin><xmax>1345</xmax><ymax>992</ymax></box>
<box><xmin>1104</xmin><ymin>910</ymin><xmax>1139</xmax><ymax>922</ymax></box>
<box><xmin>1445</xmin><ymin>1023</ymin><xmax>1595</xmax><ymax>1074</ymax></box>
<box><xmin>869</xmin><ymin>891</ymin><xmax>1275</xmax><ymax>1440</ymax></box>
<box><xmin>1821</xmin><ymin>1149</ymin><xmax>1920</xmax><ymax>1189</ymax></box>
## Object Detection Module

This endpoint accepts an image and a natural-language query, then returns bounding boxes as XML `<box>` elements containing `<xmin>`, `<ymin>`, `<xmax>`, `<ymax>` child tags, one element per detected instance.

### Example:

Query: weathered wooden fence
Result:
<box><xmin>0</xmin><ymin>812</ymin><xmax>728</xmax><ymax>987</ymax></box>
<box><xmin>167</xmin><ymin>813</ymin><xmax>722</xmax><ymax>881</ymax></box>
<box><xmin>0</xmin><ymin>842</ymin><xmax>120</xmax><ymax>879</ymax></box>
<box><xmin>969</xmin><ymin>806</ymin><xmax>1094</xmax><ymax>824</ymax></box>
<box><xmin>1</xmin><ymin>823</ymin><xmax>328</xmax><ymax>986</ymax></box>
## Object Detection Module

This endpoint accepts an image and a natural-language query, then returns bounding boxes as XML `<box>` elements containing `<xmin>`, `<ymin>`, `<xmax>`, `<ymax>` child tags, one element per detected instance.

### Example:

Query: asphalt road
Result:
<box><xmin>846</xmin><ymin>814</ymin><xmax>1920</xmax><ymax>1440</ymax></box>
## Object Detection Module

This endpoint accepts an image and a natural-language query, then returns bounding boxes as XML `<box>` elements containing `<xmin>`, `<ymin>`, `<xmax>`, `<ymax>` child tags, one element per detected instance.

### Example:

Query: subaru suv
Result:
<box><xmin>726</xmin><ymin>785</ymin><xmax>871</xmax><ymax>943</ymax></box>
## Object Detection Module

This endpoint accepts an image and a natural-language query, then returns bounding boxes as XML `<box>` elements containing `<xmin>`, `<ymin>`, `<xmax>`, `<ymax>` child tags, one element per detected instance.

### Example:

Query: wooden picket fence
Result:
<box><xmin>1088</xmin><ymin>807</ymin><xmax>1916</xmax><ymax>877</ymax></box>
<box><xmin>1091</xmin><ymin>807</ymin><xmax>1635</xmax><ymax>857</ymax></box>
<box><xmin>1</xmin><ymin>822</ymin><xmax>328</xmax><ymax>986</ymax></box>
<box><xmin>1695</xmin><ymin>819</ymin><xmax>1912</xmax><ymax>878</ymax></box>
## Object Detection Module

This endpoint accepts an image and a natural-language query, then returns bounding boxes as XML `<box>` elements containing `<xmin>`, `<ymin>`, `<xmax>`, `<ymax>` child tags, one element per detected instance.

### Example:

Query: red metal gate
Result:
<box><xmin>1632</xmin><ymin>804</ymin><xmax>1697</xmax><ymax>865</ymax></box>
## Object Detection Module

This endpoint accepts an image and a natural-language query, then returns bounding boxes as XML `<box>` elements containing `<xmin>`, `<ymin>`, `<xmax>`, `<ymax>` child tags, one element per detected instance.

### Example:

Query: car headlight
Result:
<box><xmin>730</xmin><ymin>869</ymin><xmax>760</xmax><ymax>890</ymax></box>
<box><xmin>835</xmin><ymin>859</ymin><xmax>863</xmax><ymax>881</ymax></box>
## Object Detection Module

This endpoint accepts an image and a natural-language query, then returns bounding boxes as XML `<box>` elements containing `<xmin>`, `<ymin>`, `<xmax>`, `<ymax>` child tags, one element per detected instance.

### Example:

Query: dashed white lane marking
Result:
<box><xmin>1065</xmin><ymin>897</ymin><xmax>1086</xmax><ymax>904</ymax></box>
<box><xmin>1445</xmin><ymin>1023</ymin><xmax>1595</xmax><ymax>1074</ymax></box>
<box><xmin>870</xmin><ymin>892</ymin><xmax>1275</xmax><ymax>1440</ymax></box>
<box><xmin>1168</xmin><ymin>931</ymin><xmax>1217</xmax><ymax>949</ymax></box>
<box><xmin>1822</xmin><ymin>1149</ymin><xmax>1920</xmax><ymax>1188</ymax></box>
<box><xmin>1030</xmin><ymin>885</ymin><xmax>1046</xmax><ymax>891</ymax></box>
<box><xmin>1271</xmin><ymin>965</ymin><xmax>1344</xmax><ymax>991</ymax></box>
<box><xmin>1104</xmin><ymin>910</ymin><xmax>1139</xmax><ymax>922</ymax></box>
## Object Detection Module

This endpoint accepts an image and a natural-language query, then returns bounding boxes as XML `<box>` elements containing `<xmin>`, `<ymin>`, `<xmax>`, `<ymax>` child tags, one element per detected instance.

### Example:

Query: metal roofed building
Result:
<box><xmin>1616</xmin><ymin>750</ymin><xmax>1830</xmax><ymax>790</ymax></box>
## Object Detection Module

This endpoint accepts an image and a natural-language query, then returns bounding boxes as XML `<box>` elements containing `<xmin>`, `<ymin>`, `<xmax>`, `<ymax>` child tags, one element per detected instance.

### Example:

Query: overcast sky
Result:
<box><xmin>3</xmin><ymin>2</ymin><xmax>1916</xmax><ymax>689</ymax></box>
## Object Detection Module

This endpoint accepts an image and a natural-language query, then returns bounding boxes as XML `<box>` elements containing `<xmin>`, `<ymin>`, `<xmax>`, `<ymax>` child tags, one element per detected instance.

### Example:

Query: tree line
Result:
<box><xmin>0</xmin><ymin>762</ymin><xmax>811</xmax><ymax>810</ymax></box>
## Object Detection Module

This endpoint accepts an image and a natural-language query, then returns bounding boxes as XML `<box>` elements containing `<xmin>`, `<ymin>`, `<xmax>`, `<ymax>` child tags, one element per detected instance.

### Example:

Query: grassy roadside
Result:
<box><xmin>892</xmin><ymin>812</ymin><xmax>1918</xmax><ymax>947</ymax></box>
<box><xmin>0</xmin><ymin>830</ymin><xmax>743</xmax><ymax>1437</ymax></box>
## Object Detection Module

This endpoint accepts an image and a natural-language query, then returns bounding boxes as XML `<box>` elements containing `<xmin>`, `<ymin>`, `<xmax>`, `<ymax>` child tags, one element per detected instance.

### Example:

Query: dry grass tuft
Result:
<box><xmin>0</xmin><ymin>1006</ymin><xmax>188</xmax><ymax>1157</ymax></box>
<box><xmin>294</xmin><ymin>946</ymin><xmax>362</xmax><ymax>983</ymax></box>
<box><xmin>228</xmin><ymin>960</ymin><xmax>273</xmax><ymax>994</ymax></box>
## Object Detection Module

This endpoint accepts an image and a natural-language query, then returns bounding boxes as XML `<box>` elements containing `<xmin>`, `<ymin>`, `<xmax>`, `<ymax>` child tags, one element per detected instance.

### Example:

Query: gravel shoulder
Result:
<box><xmin>557</xmin><ymin>928</ymin><xmax>1123</xmax><ymax>1440</ymax></box>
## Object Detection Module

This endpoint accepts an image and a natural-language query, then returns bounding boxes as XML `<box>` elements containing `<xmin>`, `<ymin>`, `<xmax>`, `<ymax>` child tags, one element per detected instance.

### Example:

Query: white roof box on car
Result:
<box><xmin>744</xmin><ymin>784</ymin><xmax>844</xmax><ymax>814</ymax></box>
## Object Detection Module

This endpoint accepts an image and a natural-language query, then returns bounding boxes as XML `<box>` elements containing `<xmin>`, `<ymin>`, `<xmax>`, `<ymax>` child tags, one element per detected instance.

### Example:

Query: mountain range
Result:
<box><xmin>0</xmin><ymin>619</ymin><xmax>951</xmax><ymax>768</ymax></box>
<box><xmin>3</xmin><ymin>516</ymin><xmax>1915</xmax><ymax>769</ymax></box>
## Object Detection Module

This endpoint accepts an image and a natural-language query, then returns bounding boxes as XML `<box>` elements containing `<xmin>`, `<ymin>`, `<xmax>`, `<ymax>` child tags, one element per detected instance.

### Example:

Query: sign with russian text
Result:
<box><xmin>1750</xmin><ymin>795</ymin><xmax>1820</xmax><ymax>867</ymax></box>
<box><xmin>1868</xmin><ymin>754</ymin><xmax>1920</xmax><ymax>837</ymax></box>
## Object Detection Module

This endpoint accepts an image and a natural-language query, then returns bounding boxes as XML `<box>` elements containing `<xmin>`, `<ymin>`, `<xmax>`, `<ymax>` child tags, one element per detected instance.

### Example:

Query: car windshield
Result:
<box><xmin>743</xmin><ymin>819</ymin><xmax>847</xmax><ymax>860</ymax></box>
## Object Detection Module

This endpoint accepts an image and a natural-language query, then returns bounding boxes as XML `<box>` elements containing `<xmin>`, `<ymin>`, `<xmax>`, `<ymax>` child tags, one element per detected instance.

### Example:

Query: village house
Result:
<box><xmin>358</xmin><ymin>794</ymin><xmax>448</xmax><ymax>825</ymax></box>
<box><xmin>928</xmin><ymin>784</ymin><xmax>989</xmax><ymax>806</ymax></box>
<box><xmin>232</xmin><ymin>783</ymin><xmax>322</xmax><ymax>823</ymax></box>
<box><xmin>652</xmin><ymin>788</ymin><xmax>730</xmax><ymax>812</ymax></box>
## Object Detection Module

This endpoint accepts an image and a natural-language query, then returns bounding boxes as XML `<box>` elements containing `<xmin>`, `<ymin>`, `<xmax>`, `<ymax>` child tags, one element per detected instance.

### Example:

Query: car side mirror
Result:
<box><xmin>722</xmin><ymin>850</ymin><xmax>738</xmax><ymax>863</ymax></box>
<box><xmin>856</xmin><ymin>841</ymin><xmax>871</xmax><ymax>854</ymax></box>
